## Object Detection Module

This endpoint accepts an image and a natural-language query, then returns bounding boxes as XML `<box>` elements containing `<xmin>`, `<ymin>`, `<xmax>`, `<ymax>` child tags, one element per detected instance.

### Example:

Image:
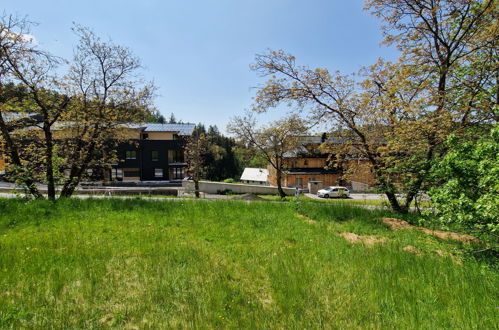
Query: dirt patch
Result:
<box><xmin>380</xmin><ymin>218</ymin><xmax>479</xmax><ymax>244</ymax></box>
<box><xmin>296</xmin><ymin>213</ymin><xmax>317</xmax><ymax>224</ymax></box>
<box><xmin>381</xmin><ymin>218</ymin><xmax>414</xmax><ymax>230</ymax></box>
<box><xmin>340</xmin><ymin>232</ymin><xmax>386</xmax><ymax>246</ymax></box>
<box><xmin>420</xmin><ymin>228</ymin><xmax>479</xmax><ymax>244</ymax></box>
<box><xmin>232</xmin><ymin>193</ymin><xmax>265</xmax><ymax>201</ymax></box>
<box><xmin>403</xmin><ymin>245</ymin><xmax>421</xmax><ymax>254</ymax></box>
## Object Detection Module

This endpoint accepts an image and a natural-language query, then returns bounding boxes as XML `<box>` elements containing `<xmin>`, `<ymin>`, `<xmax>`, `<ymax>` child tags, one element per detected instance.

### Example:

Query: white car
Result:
<box><xmin>317</xmin><ymin>186</ymin><xmax>350</xmax><ymax>198</ymax></box>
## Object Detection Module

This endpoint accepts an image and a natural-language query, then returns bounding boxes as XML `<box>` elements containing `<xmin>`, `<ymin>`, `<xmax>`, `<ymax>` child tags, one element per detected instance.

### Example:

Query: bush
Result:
<box><xmin>223</xmin><ymin>178</ymin><xmax>235</xmax><ymax>183</ymax></box>
<box><xmin>217</xmin><ymin>189</ymin><xmax>234</xmax><ymax>195</ymax></box>
<box><xmin>428</xmin><ymin>125</ymin><xmax>499</xmax><ymax>237</ymax></box>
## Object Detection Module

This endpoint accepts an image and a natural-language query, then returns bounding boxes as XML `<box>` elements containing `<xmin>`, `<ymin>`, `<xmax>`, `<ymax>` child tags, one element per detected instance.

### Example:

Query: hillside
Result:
<box><xmin>0</xmin><ymin>198</ymin><xmax>497</xmax><ymax>328</ymax></box>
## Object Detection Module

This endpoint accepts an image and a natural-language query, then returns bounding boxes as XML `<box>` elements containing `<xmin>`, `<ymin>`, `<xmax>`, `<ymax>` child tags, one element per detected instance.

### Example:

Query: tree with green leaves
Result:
<box><xmin>250</xmin><ymin>0</ymin><xmax>497</xmax><ymax>213</ymax></box>
<box><xmin>228</xmin><ymin>113</ymin><xmax>308</xmax><ymax>198</ymax></box>
<box><xmin>428</xmin><ymin>123</ymin><xmax>498</xmax><ymax>239</ymax></box>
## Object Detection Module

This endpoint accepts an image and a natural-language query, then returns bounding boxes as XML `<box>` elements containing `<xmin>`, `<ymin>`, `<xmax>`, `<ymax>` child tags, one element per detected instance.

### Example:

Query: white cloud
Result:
<box><xmin>0</xmin><ymin>29</ymin><xmax>37</xmax><ymax>45</ymax></box>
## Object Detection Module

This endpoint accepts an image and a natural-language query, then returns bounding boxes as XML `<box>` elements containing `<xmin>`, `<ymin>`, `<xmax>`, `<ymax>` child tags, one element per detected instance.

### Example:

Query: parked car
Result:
<box><xmin>317</xmin><ymin>186</ymin><xmax>350</xmax><ymax>198</ymax></box>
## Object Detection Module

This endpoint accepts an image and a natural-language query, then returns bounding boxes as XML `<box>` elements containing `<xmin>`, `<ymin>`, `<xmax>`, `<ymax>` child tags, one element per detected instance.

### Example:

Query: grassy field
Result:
<box><xmin>0</xmin><ymin>198</ymin><xmax>497</xmax><ymax>328</ymax></box>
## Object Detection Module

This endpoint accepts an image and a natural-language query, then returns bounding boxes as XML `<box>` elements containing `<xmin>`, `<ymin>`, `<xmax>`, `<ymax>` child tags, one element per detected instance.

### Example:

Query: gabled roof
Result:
<box><xmin>240</xmin><ymin>168</ymin><xmax>269</xmax><ymax>182</ymax></box>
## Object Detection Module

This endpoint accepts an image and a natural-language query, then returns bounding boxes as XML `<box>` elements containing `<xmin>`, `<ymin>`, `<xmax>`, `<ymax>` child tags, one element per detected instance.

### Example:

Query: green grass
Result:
<box><xmin>0</xmin><ymin>198</ymin><xmax>497</xmax><ymax>328</ymax></box>
<box><xmin>259</xmin><ymin>194</ymin><xmax>431</xmax><ymax>207</ymax></box>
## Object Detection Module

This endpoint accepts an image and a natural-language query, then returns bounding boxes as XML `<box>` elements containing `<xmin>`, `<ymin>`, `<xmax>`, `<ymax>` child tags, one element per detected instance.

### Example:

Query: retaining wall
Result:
<box><xmin>182</xmin><ymin>180</ymin><xmax>296</xmax><ymax>196</ymax></box>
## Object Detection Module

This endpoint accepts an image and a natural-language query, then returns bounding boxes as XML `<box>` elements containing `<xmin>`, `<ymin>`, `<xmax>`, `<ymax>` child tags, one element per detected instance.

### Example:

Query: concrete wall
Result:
<box><xmin>182</xmin><ymin>180</ymin><xmax>296</xmax><ymax>196</ymax></box>
<box><xmin>351</xmin><ymin>181</ymin><xmax>372</xmax><ymax>192</ymax></box>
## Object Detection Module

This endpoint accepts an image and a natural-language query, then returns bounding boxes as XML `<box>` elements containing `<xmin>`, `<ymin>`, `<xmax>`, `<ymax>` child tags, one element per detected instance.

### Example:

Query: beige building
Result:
<box><xmin>267</xmin><ymin>135</ymin><xmax>376</xmax><ymax>190</ymax></box>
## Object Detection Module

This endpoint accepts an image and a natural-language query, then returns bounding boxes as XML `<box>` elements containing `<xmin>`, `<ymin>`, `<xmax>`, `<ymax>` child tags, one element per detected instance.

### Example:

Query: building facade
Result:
<box><xmin>267</xmin><ymin>135</ymin><xmax>376</xmax><ymax>189</ymax></box>
<box><xmin>0</xmin><ymin>120</ymin><xmax>195</xmax><ymax>182</ymax></box>
<box><xmin>108</xmin><ymin>123</ymin><xmax>195</xmax><ymax>182</ymax></box>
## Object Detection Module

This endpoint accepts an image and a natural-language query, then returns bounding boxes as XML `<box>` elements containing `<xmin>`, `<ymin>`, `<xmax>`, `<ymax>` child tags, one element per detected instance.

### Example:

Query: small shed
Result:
<box><xmin>240</xmin><ymin>168</ymin><xmax>269</xmax><ymax>185</ymax></box>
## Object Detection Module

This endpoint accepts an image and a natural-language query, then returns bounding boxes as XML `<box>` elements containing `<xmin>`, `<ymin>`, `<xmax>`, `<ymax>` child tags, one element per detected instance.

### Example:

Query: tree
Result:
<box><xmin>185</xmin><ymin>132</ymin><xmax>209</xmax><ymax>198</ymax></box>
<box><xmin>168</xmin><ymin>113</ymin><xmax>176</xmax><ymax>124</ymax></box>
<box><xmin>228</xmin><ymin>113</ymin><xmax>308</xmax><ymax>198</ymax></box>
<box><xmin>0</xmin><ymin>15</ymin><xmax>154</xmax><ymax>199</ymax></box>
<box><xmin>250</xmin><ymin>0</ymin><xmax>497</xmax><ymax>213</ymax></box>
<box><xmin>428</xmin><ymin>123</ymin><xmax>498</xmax><ymax>238</ymax></box>
<box><xmin>203</xmin><ymin>125</ymin><xmax>241</xmax><ymax>181</ymax></box>
<box><xmin>0</xmin><ymin>14</ymin><xmax>55</xmax><ymax>199</ymax></box>
<box><xmin>58</xmin><ymin>25</ymin><xmax>154</xmax><ymax>198</ymax></box>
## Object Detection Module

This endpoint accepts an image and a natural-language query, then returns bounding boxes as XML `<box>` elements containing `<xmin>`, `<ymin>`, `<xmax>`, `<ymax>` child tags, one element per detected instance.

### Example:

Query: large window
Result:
<box><xmin>168</xmin><ymin>150</ymin><xmax>184</xmax><ymax>163</ymax></box>
<box><xmin>154</xmin><ymin>168</ymin><xmax>163</xmax><ymax>178</ymax></box>
<box><xmin>151</xmin><ymin>150</ymin><xmax>159</xmax><ymax>161</ymax></box>
<box><xmin>171</xmin><ymin>167</ymin><xmax>184</xmax><ymax>179</ymax></box>
<box><xmin>125</xmin><ymin>150</ymin><xmax>137</xmax><ymax>160</ymax></box>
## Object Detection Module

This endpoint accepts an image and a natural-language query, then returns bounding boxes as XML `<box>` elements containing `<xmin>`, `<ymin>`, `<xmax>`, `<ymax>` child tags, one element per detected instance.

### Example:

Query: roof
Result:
<box><xmin>283</xmin><ymin>134</ymin><xmax>361</xmax><ymax>158</ymax></box>
<box><xmin>143</xmin><ymin>123</ymin><xmax>195</xmax><ymax>135</ymax></box>
<box><xmin>240</xmin><ymin>168</ymin><xmax>269</xmax><ymax>182</ymax></box>
<box><xmin>2</xmin><ymin>112</ymin><xmax>40</xmax><ymax>123</ymax></box>
<box><xmin>121</xmin><ymin>123</ymin><xmax>196</xmax><ymax>136</ymax></box>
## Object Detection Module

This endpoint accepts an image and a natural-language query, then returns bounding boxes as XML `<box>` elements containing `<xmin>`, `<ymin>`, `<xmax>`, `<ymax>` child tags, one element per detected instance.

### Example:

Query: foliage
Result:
<box><xmin>228</xmin><ymin>112</ymin><xmax>308</xmax><ymax>198</ymax></box>
<box><xmin>0</xmin><ymin>198</ymin><xmax>497</xmax><ymax>328</ymax></box>
<box><xmin>185</xmin><ymin>132</ymin><xmax>209</xmax><ymax>198</ymax></box>
<box><xmin>194</xmin><ymin>124</ymin><xmax>241</xmax><ymax>181</ymax></box>
<box><xmin>429</xmin><ymin>124</ymin><xmax>499</xmax><ymax>237</ymax></box>
<box><xmin>250</xmin><ymin>0</ymin><xmax>497</xmax><ymax>213</ymax></box>
<box><xmin>0</xmin><ymin>15</ymin><xmax>154</xmax><ymax>199</ymax></box>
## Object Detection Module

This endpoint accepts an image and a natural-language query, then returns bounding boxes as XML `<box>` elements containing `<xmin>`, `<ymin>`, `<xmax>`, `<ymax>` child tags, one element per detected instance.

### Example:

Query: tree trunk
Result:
<box><xmin>276</xmin><ymin>169</ymin><xmax>286</xmax><ymax>199</ymax></box>
<box><xmin>43</xmin><ymin>124</ymin><xmax>56</xmax><ymax>200</ymax></box>
<box><xmin>194</xmin><ymin>179</ymin><xmax>200</xmax><ymax>198</ymax></box>
<box><xmin>59</xmin><ymin>139</ymin><xmax>97</xmax><ymax>198</ymax></box>
<box><xmin>0</xmin><ymin>112</ymin><xmax>43</xmax><ymax>199</ymax></box>
<box><xmin>385</xmin><ymin>191</ymin><xmax>407</xmax><ymax>214</ymax></box>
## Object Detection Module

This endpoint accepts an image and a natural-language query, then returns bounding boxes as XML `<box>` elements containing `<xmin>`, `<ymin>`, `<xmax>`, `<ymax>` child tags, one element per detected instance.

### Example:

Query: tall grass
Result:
<box><xmin>0</xmin><ymin>198</ymin><xmax>497</xmax><ymax>328</ymax></box>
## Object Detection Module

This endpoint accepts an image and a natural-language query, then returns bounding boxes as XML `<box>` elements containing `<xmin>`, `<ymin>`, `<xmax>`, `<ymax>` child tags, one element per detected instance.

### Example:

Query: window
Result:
<box><xmin>296</xmin><ymin>178</ymin><xmax>303</xmax><ymax>187</ymax></box>
<box><xmin>111</xmin><ymin>168</ymin><xmax>123</xmax><ymax>180</ymax></box>
<box><xmin>142</xmin><ymin>133</ymin><xmax>149</xmax><ymax>140</ymax></box>
<box><xmin>151</xmin><ymin>150</ymin><xmax>159</xmax><ymax>161</ymax></box>
<box><xmin>304</xmin><ymin>160</ymin><xmax>308</xmax><ymax>166</ymax></box>
<box><xmin>173</xmin><ymin>134</ymin><xmax>179</xmax><ymax>140</ymax></box>
<box><xmin>174</xmin><ymin>150</ymin><xmax>184</xmax><ymax>162</ymax></box>
<box><xmin>126</xmin><ymin>151</ymin><xmax>137</xmax><ymax>160</ymax></box>
<box><xmin>169</xmin><ymin>150</ymin><xmax>184</xmax><ymax>163</ymax></box>
<box><xmin>154</xmin><ymin>168</ymin><xmax>163</xmax><ymax>178</ymax></box>
<box><xmin>172</xmin><ymin>167</ymin><xmax>184</xmax><ymax>179</ymax></box>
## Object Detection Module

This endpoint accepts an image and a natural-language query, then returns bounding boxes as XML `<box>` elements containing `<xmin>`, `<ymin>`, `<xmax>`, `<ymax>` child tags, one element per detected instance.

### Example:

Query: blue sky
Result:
<box><xmin>5</xmin><ymin>0</ymin><xmax>398</xmax><ymax>132</ymax></box>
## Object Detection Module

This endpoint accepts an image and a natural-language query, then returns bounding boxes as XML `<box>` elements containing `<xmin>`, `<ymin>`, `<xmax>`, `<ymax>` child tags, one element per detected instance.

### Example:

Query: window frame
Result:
<box><xmin>154</xmin><ymin>168</ymin><xmax>163</xmax><ymax>178</ymax></box>
<box><xmin>151</xmin><ymin>150</ymin><xmax>159</xmax><ymax>161</ymax></box>
<box><xmin>125</xmin><ymin>150</ymin><xmax>137</xmax><ymax>160</ymax></box>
